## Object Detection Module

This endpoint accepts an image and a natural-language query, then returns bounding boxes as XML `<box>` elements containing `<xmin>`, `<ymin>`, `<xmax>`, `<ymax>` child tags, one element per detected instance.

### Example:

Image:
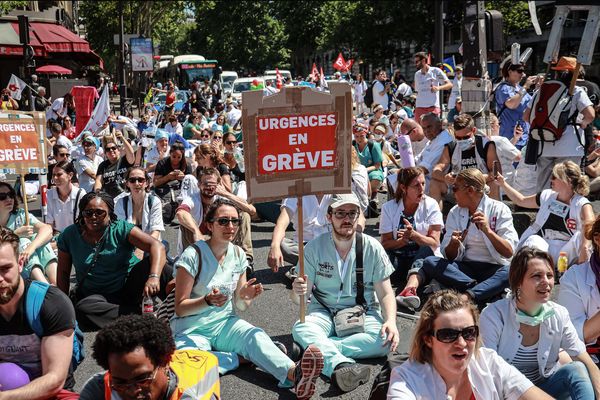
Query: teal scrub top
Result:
<box><xmin>170</xmin><ymin>240</ymin><xmax>247</xmax><ymax>335</ymax></box>
<box><xmin>355</xmin><ymin>141</ymin><xmax>383</xmax><ymax>169</ymax></box>
<box><xmin>303</xmin><ymin>232</ymin><xmax>394</xmax><ymax>314</ymax></box>
<box><xmin>57</xmin><ymin>220</ymin><xmax>136</xmax><ymax>296</ymax></box>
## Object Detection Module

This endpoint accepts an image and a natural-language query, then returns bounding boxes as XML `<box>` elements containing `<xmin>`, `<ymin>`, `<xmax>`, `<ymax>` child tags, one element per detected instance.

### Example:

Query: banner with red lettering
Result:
<box><xmin>0</xmin><ymin>111</ymin><xmax>47</xmax><ymax>174</ymax></box>
<box><xmin>256</xmin><ymin>113</ymin><xmax>337</xmax><ymax>175</ymax></box>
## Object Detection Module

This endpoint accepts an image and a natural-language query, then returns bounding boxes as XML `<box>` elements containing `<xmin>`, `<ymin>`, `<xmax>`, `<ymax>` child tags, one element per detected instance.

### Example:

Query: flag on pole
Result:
<box><xmin>275</xmin><ymin>68</ymin><xmax>283</xmax><ymax>89</ymax></box>
<box><xmin>344</xmin><ymin>59</ymin><xmax>354</xmax><ymax>72</ymax></box>
<box><xmin>310</xmin><ymin>63</ymin><xmax>319</xmax><ymax>81</ymax></box>
<box><xmin>333</xmin><ymin>52</ymin><xmax>347</xmax><ymax>71</ymax></box>
<box><xmin>319</xmin><ymin>66</ymin><xmax>328</xmax><ymax>89</ymax></box>
<box><xmin>77</xmin><ymin>86</ymin><xmax>110</xmax><ymax>139</ymax></box>
<box><xmin>143</xmin><ymin>87</ymin><xmax>153</xmax><ymax>104</ymax></box>
<box><xmin>441</xmin><ymin>56</ymin><xmax>456</xmax><ymax>75</ymax></box>
<box><xmin>7</xmin><ymin>74</ymin><xmax>27</xmax><ymax>100</ymax></box>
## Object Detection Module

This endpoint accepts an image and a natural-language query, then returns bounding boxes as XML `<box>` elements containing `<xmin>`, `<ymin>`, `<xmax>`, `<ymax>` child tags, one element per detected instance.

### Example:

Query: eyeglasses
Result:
<box><xmin>82</xmin><ymin>209</ymin><xmax>108</xmax><ymax>219</ymax></box>
<box><xmin>432</xmin><ymin>325</ymin><xmax>479</xmax><ymax>343</ymax></box>
<box><xmin>128</xmin><ymin>177</ymin><xmax>146</xmax><ymax>183</ymax></box>
<box><xmin>110</xmin><ymin>367</ymin><xmax>159</xmax><ymax>393</ymax></box>
<box><xmin>213</xmin><ymin>136</ymin><xmax>222</xmax><ymax>140</ymax></box>
<box><xmin>332</xmin><ymin>210</ymin><xmax>359</xmax><ymax>220</ymax></box>
<box><xmin>210</xmin><ymin>217</ymin><xmax>241</xmax><ymax>226</ymax></box>
<box><xmin>200</xmin><ymin>135</ymin><xmax>210</xmax><ymax>138</ymax></box>
<box><xmin>0</xmin><ymin>192</ymin><xmax>14</xmax><ymax>201</ymax></box>
<box><xmin>225</xmin><ymin>140</ymin><xmax>237</xmax><ymax>145</ymax></box>
<box><xmin>105</xmin><ymin>146</ymin><xmax>118</xmax><ymax>152</ymax></box>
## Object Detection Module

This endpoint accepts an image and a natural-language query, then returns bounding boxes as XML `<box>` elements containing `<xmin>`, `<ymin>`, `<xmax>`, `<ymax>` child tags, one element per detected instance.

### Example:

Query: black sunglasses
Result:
<box><xmin>210</xmin><ymin>217</ymin><xmax>241</xmax><ymax>226</ymax></box>
<box><xmin>0</xmin><ymin>192</ymin><xmax>15</xmax><ymax>201</ymax></box>
<box><xmin>225</xmin><ymin>140</ymin><xmax>237</xmax><ymax>145</ymax></box>
<box><xmin>82</xmin><ymin>209</ymin><xmax>107</xmax><ymax>219</ymax></box>
<box><xmin>128</xmin><ymin>177</ymin><xmax>146</xmax><ymax>183</ymax></box>
<box><xmin>105</xmin><ymin>146</ymin><xmax>118</xmax><ymax>152</ymax></box>
<box><xmin>432</xmin><ymin>325</ymin><xmax>479</xmax><ymax>343</ymax></box>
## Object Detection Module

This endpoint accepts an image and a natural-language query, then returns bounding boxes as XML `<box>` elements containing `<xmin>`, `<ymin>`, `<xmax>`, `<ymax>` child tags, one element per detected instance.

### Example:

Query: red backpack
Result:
<box><xmin>529</xmin><ymin>80</ymin><xmax>576</xmax><ymax>142</ymax></box>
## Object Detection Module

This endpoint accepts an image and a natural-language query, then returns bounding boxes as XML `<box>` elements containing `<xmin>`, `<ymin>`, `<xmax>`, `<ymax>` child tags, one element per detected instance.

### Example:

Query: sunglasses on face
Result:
<box><xmin>213</xmin><ymin>136</ymin><xmax>222</xmax><ymax>140</ymax></box>
<box><xmin>210</xmin><ymin>217</ymin><xmax>241</xmax><ymax>226</ymax></box>
<box><xmin>82</xmin><ymin>209</ymin><xmax>107</xmax><ymax>219</ymax></box>
<box><xmin>432</xmin><ymin>325</ymin><xmax>479</xmax><ymax>343</ymax></box>
<box><xmin>332</xmin><ymin>210</ymin><xmax>359</xmax><ymax>220</ymax></box>
<box><xmin>128</xmin><ymin>177</ymin><xmax>146</xmax><ymax>184</ymax></box>
<box><xmin>0</xmin><ymin>192</ymin><xmax>14</xmax><ymax>201</ymax></box>
<box><xmin>200</xmin><ymin>135</ymin><xmax>210</xmax><ymax>138</ymax></box>
<box><xmin>105</xmin><ymin>146</ymin><xmax>118</xmax><ymax>152</ymax></box>
<box><xmin>225</xmin><ymin>140</ymin><xmax>237</xmax><ymax>145</ymax></box>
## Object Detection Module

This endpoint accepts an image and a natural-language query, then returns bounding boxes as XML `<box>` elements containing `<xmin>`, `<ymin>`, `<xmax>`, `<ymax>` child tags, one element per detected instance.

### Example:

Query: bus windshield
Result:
<box><xmin>181</xmin><ymin>67</ymin><xmax>214</xmax><ymax>85</ymax></box>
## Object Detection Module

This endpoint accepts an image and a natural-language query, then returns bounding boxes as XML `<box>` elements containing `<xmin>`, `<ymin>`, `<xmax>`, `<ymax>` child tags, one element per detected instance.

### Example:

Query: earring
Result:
<box><xmin>516</xmin><ymin>287</ymin><xmax>522</xmax><ymax>299</ymax></box>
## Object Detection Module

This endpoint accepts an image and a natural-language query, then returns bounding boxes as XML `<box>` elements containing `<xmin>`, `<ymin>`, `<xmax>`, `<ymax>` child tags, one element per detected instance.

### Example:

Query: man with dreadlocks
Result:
<box><xmin>56</xmin><ymin>191</ymin><xmax>169</xmax><ymax>329</ymax></box>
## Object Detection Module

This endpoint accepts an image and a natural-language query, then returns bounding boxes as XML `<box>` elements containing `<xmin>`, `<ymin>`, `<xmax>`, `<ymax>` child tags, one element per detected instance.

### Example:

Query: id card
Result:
<box><xmin>548</xmin><ymin>200</ymin><xmax>569</xmax><ymax>219</ymax></box>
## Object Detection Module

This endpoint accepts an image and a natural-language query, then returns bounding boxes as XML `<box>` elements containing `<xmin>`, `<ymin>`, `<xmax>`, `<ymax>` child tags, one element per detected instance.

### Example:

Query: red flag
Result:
<box><xmin>275</xmin><ymin>68</ymin><xmax>283</xmax><ymax>89</ymax></box>
<box><xmin>344</xmin><ymin>59</ymin><xmax>354</xmax><ymax>72</ymax></box>
<box><xmin>333</xmin><ymin>52</ymin><xmax>347</xmax><ymax>71</ymax></box>
<box><xmin>310</xmin><ymin>63</ymin><xmax>319</xmax><ymax>81</ymax></box>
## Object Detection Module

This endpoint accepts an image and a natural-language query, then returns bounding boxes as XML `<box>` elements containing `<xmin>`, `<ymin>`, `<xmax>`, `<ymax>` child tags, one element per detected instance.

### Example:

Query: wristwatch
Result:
<box><xmin>148</xmin><ymin>273</ymin><xmax>159</xmax><ymax>279</ymax></box>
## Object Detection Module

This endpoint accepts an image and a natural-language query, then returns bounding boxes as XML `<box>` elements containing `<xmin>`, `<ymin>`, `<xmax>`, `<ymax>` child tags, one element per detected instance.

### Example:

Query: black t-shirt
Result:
<box><xmin>0</xmin><ymin>281</ymin><xmax>76</xmax><ymax>380</ymax></box>
<box><xmin>459</xmin><ymin>147</ymin><xmax>478</xmax><ymax>171</ymax></box>
<box><xmin>217</xmin><ymin>162</ymin><xmax>230</xmax><ymax>178</ymax></box>
<box><xmin>154</xmin><ymin>157</ymin><xmax>192</xmax><ymax>197</ymax></box>
<box><xmin>392</xmin><ymin>214</ymin><xmax>419</xmax><ymax>258</ymax></box>
<box><xmin>230</xmin><ymin>163</ymin><xmax>245</xmax><ymax>182</ymax></box>
<box><xmin>97</xmin><ymin>155</ymin><xmax>134</xmax><ymax>198</ymax></box>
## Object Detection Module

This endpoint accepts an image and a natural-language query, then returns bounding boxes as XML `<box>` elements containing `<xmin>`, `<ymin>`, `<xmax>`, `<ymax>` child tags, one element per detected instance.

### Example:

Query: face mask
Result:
<box><xmin>373</xmin><ymin>134</ymin><xmax>383</xmax><ymax>141</ymax></box>
<box><xmin>457</xmin><ymin>137</ymin><xmax>474</xmax><ymax>151</ymax></box>
<box><xmin>516</xmin><ymin>303</ymin><xmax>555</xmax><ymax>326</ymax></box>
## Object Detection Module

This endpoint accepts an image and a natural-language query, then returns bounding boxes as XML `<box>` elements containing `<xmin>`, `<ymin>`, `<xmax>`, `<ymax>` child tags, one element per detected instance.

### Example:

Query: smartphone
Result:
<box><xmin>492</xmin><ymin>160</ymin><xmax>500</xmax><ymax>178</ymax></box>
<box><xmin>2</xmin><ymin>95</ymin><xmax>8</xmax><ymax>101</ymax></box>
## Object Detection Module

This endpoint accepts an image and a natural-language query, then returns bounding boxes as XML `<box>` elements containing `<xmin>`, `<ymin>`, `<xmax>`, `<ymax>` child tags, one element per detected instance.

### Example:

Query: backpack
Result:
<box><xmin>529</xmin><ymin>80</ymin><xmax>576</xmax><ymax>143</ymax></box>
<box><xmin>446</xmin><ymin>134</ymin><xmax>489</xmax><ymax>161</ymax></box>
<box><xmin>25</xmin><ymin>281</ymin><xmax>85</xmax><ymax>371</ymax></box>
<box><xmin>364</xmin><ymin>80</ymin><xmax>376</xmax><ymax>108</ymax></box>
<box><xmin>72</xmin><ymin>188</ymin><xmax>83</xmax><ymax>223</ymax></box>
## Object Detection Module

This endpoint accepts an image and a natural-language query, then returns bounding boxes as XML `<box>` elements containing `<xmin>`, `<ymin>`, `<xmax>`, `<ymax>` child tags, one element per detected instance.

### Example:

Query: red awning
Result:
<box><xmin>28</xmin><ymin>22</ymin><xmax>90</xmax><ymax>53</ymax></box>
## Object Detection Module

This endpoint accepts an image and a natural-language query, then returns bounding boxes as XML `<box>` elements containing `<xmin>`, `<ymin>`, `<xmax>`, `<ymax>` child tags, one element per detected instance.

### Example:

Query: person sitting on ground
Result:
<box><xmin>430</xmin><ymin>114</ymin><xmax>502</xmax><ymax>207</ymax></box>
<box><xmin>292</xmin><ymin>194</ymin><xmax>399</xmax><ymax>394</ymax></box>
<box><xmin>75</xmin><ymin>134</ymin><xmax>103</xmax><ymax>193</ymax></box>
<box><xmin>49</xmin><ymin>121</ymin><xmax>73</xmax><ymax>150</ymax></box>
<box><xmin>353</xmin><ymin>122</ymin><xmax>384</xmax><ymax>214</ymax></box>
<box><xmin>94</xmin><ymin>130</ymin><xmax>135</xmax><ymax>199</ymax></box>
<box><xmin>80</xmin><ymin>314</ymin><xmax>220</xmax><ymax>400</ymax></box>
<box><xmin>0</xmin><ymin>182</ymin><xmax>56</xmax><ymax>284</ymax></box>
<box><xmin>398</xmin><ymin>118</ymin><xmax>428</xmax><ymax>164</ymax></box>
<box><xmin>480</xmin><ymin>247</ymin><xmax>600</xmax><ymax>399</ymax></box>
<box><xmin>380</xmin><ymin>167</ymin><xmax>443</xmax><ymax>310</ymax></box>
<box><xmin>56</xmin><ymin>191</ymin><xmax>168</xmax><ymax>329</ymax></box>
<box><xmin>171</xmin><ymin>199</ymin><xmax>324</xmax><ymax>399</ymax></box>
<box><xmin>114</xmin><ymin>167</ymin><xmax>164</xmax><ymax>259</ymax></box>
<box><xmin>387</xmin><ymin>290</ymin><xmax>552</xmax><ymax>399</ymax></box>
<box><xmin>413</xmin><ymin>113</ymin><xmax>454</xmax><ymax>184</ymax></box>
<box><xmin>0</xmin><ymin>227</ymin><xmax>79</xmax><ymax>400</ymax></box>
<box><xmin>46</xmin><ymin>161</ymin><xmax>85</xmax><ymax>252</ymax></box>
<box><xmin>558</xmin><ymin>215</ymin><xmax>600</xmax><ymax>363</ymax></box>
<box><xmin>494</xmin><ymin>160</ymin><xmax>594</xmax><ymax>267</ymax></box>
<box><xmin>194</xmin><ymin>143</ymin><xmax>232</xmax><ymax>193</ymax></box>
<box><xmin>409</xmin><ymin>168</ymin><xmax>518</xmax><ymax>307</ymax></box>
<box><xmin>143</xmin><ymin>129</ymin><xmax>170</xmax><ymax>175</ymax></box>
<box><xmin>222</xmin><ymin>131</ymin><xmax>246</xmax><ymax>198</ymax></box>
<box><xmin>164</xmin><ymin>114</ymin><xmax>183</xmax><ymax>136</ymax></box>
<box><xmin>182</xmin><ymin>113</ymin><xmax>203</xmax><ymax>140</ymax></box>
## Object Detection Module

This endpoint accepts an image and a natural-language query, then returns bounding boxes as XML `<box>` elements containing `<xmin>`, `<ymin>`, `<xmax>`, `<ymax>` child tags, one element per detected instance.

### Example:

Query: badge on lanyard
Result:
<box><xmin>548</xmin><ymin>200</ymin><xmax>569</xmax><ymax>219</ymax></box>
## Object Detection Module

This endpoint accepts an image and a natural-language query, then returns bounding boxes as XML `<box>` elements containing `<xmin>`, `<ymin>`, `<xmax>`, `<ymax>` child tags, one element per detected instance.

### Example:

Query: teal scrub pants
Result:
<box><xmin>292</xmin><ymin>308</ymin><xmax>389</xmax><ymax>377</ymax></box>
<box><xmin>174</xmin><ymin>315</ymin><xmax>295</xmax><ymax>386</ymax></box>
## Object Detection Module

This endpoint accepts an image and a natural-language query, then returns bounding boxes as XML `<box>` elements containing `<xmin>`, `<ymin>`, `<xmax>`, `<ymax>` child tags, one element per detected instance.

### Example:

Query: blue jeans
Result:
<box><xmin>387</xmin><ymin>245</ymin><xmax>434</xmax><ymax>287</ymax></box>
<box><xmin>538</xmin><ymin>361</ymin><xmax>593</xmax><ymax>400</ymax></box>
<box><xmin>418</xmin><ymin>256</ymin><xmax>509</xmax><ymax>302</ymax></box>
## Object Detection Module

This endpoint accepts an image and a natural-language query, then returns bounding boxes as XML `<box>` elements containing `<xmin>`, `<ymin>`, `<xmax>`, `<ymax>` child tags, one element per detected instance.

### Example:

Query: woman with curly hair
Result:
<box><xmin>56</xmin><ymin>191</ymin><xmax>168</xmax><ymax>328</ymax></box>
<box><xmin>194</xmin><ymin>143</ymin><xmax>232</xmax><ymax>193</ymax></box>
<box><xmin>494</xmin><ymin>160</ymin><xmax>594</xmax><ymax>266</ymax></box>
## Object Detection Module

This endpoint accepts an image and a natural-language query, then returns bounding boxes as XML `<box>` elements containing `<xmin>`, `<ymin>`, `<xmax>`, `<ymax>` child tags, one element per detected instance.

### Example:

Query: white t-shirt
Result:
<box><xmin>372</xmin><ymin>80</ymin><xmax>389</xmax><ymax>110</ymax></box>
<box><xmin>414</xmin><ymin>66</ymin><xmax>449</xmax><ymax>108</ymax></box>
<box><xmin>143</xmin><ymin>145</ymin><xmax>169</xmax><ymax>169</ymax></box>
<box><xmin>353</xmin><ymin>81</ymin><xmax>367</xmax><ymax>98</ymax></box>
<box><xmin>75</xmin><ymin>154</ymin><xmax>103</xmax><ymax>193</ymax></box>
<box><xmin>114</xmin><ymin>192</ymin><xmax>164</xmax><ymax>237</ymax></box>
<box><xmin>46</xmin><ymin>186</ymin><xmax>86</xmax><ymax>232</ymax></box>
<box><xmin>282</xmin><ymin>195</ymin><xmax>331</xmax><ymax>243</ymax></box>
<box><xmin>164</xmin><ymin>122</ymin><xmax>183</xmax><ymax>136</ymax></box>
<box><xmin>448</xmin><ymin>75</ymin><xmax>462</xmax><ymax>109</ymax></box>
<box><xmin>417</xmin><ymin>129</ymin><xmax>453</xmax><ymax>173</ymax></box>
<box><xmin>395</xmin><ymin>82</ymin><xmax>413</xmax><ymax>99</ymax></box>
<box><xmin>227</xmin><ymin>107</ymin><xmax>242</xmax><ymax>127</ymax></box>
<box><xmin>530</xmin><ymin>85</ymin><xmax>593</xmax><ymax>157</ymax></box>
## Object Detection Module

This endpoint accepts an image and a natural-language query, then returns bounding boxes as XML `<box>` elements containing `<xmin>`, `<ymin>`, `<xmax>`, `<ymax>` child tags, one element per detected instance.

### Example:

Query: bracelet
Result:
<box><xmin>519</xmin><ymin>88</ymin><xmax>526</xmax><ymax>96</ymax></box>
<box><xmin>148</xmin><ymin>273</ymin><xmax>159</xmax><ymax>279</ymax></box>
<box><xmin>205</xmin><ymin>295</ymin><xmax>213</xmax><ymax>306</ymax></box>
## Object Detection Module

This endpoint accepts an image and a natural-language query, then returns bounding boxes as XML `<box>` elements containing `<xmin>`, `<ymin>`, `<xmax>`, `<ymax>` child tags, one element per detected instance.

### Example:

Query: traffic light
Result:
<box><xmin>485</xmin><ymin>10</ymin><xmax>503</xmax><ymax>53</ymax></box>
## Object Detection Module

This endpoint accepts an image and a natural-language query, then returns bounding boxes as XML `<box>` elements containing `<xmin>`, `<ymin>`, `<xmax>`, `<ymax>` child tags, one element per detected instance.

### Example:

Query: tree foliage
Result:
<box><xmin>486</xmin><ymin>0</ymin><xmax>531</xmax><ymax>37</ymax></box>
<box><xmin>0</xmin><ymin>1</ymin><xmax>27</xmax><ymax>16</ymax></box>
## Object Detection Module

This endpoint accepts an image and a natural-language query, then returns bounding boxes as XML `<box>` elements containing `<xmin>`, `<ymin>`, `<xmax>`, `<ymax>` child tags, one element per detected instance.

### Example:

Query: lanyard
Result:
<box><xmin>335</xmin><ymin>247</ymin><xmax>353</xmax><ymax>303</ymax></box>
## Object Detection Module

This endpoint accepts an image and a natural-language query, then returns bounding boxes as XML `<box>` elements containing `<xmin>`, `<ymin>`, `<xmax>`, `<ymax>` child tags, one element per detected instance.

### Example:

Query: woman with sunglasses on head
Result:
<box><xmin>388</xmin><ymin>290</ymin><xmax>552</xmax><ymax>399</ymax></box>
<box><xmin>380</xmin><ymin>167</ymin><xmax>443</xmax><ymax>310</ymax></box>
<box><xmin>171</xmin><ymin>198</ymin><xmax>324</xmax><ymax>398</ymax></box>
<box><xmin>194</xmin><ymin>143</ymin><xmax>232</xmax><ymax>193</ymax></box>
<box><xmin>94</xmin><ymin>131</ymin><xmax>135</xmax><ymax>200</ymax></box>
<box><xmin>480</xmin><ymin>247</ymin><xmax>600</xmax><ymax>399</ymax></box>
<box><xmin>56</xmin><ymin>191</ymin><xmax>168</xmax><ymax>329</ymax></box>
<box><xmin>494</xmin><ymin>160</ymin><xmax>594</xmax><ymax>267</ymax></box>
<box><xmin>0</xmin><ymin>182</ymin><xmax>56</xmax><ymax>284</ymax></box>
<box><xmin>115</xmin><ymin>167</ymin><xmax>164</xmax><ymax>259</ymax></box>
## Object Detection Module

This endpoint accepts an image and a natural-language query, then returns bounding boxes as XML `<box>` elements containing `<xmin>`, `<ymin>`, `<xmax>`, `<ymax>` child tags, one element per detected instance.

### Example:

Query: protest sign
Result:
<box><xmin>0</xmin><ymin>111</ymin><xmax>47</xmax><ymax>174</ymax></box>
<box><xmin>242</xmin><ymin>83</ymin><xmax>352</xmax><ymax>203</ymax></box>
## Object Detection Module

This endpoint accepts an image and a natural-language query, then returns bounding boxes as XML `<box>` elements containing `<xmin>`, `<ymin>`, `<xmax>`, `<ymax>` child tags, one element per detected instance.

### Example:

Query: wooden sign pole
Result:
<box><xmin>20</xmin><ymin>175</ymin><xmax>30</xmax><ymax>225</ymax></box>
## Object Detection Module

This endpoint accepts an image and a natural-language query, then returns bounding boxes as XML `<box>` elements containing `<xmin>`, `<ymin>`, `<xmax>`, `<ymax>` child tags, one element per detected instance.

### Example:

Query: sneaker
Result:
<box><xmin>294</xmin><ymin>344</ymin><xmax>324</xmax><ymax>399</ymax></box>
<box><xmin>273</xmin><ymin>340</ymin><xmax>287</xmax><ymax>355</ymax></box>
<box><xmin>332</xmin><ymin>363</ymin><xmax>370</xmax><ymax>393</ymax></box>
<box><xmin>285</xmin><ymin>266</ymin><xmax>298</xmax><ymax>281</ymax></box>
<box><xmin>289</xmin><ymin>341</ymin><xmax>303</xmax><ymax>362</ymax></box>
<box><xmin>396</xmin><ymin>287</ymin><xmax>421</xmax><ymax>309</ymax></box>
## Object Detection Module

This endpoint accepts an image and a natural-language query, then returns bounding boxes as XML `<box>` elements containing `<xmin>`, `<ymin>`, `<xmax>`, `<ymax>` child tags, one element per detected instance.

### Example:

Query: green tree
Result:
<box><xmin>486</xmin><ymin>0</ymin><xmax>531</xmax><ymax>37</ymax></box>
<box><xmin>0</xmin><ymin>1</ymin><xmax>27</xmax><ymax>16</ymax></box>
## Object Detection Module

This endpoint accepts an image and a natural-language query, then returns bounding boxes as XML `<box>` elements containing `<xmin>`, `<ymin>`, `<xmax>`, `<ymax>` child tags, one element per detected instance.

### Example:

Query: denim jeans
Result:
<box><xmin>418</xmin><ymin>256</ymin><xmax>509</xmax><ymax>302</ymax></box>
<box><xmin>386</xmin><ymin>245</ymin><xmax>434</xmax><ymax>287</ymax></box>
<box><xmin>538</xmin><ymin>361</ymin><xmax>593</xmax><ymax>400</ymax></box>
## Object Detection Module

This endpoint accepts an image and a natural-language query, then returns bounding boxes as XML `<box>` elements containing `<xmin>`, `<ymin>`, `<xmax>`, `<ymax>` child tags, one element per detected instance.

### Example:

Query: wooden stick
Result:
<box><xmin>20</xmin><ymin>175</ymin><xmax>30</xmax><ymax>225</ymax></box>
<box><xmin>297</xmin><ymin>194</ymin><xmax>305</xmax><ymax>323</ymax></box>
<box><xmin>568</xmin><ymin>62</ymin><xmax>582</xmax><ymax>96</ymax></box>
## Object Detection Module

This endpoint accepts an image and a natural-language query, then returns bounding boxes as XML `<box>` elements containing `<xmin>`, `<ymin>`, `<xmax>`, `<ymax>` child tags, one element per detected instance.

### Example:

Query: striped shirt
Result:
<box><xmin>512</xmin><ymin>342</ymin><xmax>542</xmax><ymax>384</ymax></box>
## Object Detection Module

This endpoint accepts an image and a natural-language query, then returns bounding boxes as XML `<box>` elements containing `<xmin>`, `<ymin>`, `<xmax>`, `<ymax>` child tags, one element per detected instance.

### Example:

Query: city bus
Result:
<box><xmin>154</xmin><ymin>54</ymin><xmax>220</xmax><ymax>88</ymax></box>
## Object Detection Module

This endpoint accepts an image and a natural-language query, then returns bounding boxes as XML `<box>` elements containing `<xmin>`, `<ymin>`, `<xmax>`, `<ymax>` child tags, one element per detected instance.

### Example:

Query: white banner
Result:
<box><xmin>7</xmin><ymin>74</ymin><xmax>27</xmax><ymax>100</ymax></box>
<box><xmin>76</xmin><ymin>86</ymin><xmax>110</xmax><ymax>140</ymax></box>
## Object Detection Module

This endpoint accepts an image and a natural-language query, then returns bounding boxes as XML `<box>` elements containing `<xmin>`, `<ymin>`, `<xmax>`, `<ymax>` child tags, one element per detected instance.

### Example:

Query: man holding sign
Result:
<box><xmin>290</xmin><ymin>194</ymin><xmax>399</xmax><ymax>394</ymax></box>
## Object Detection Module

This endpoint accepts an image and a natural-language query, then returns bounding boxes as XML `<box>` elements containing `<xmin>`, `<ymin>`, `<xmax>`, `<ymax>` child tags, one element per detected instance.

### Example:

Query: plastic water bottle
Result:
<box><xmin>396</xmin><ymin>134</ymin><xmax>415</xmax><ymax>168</ymax></box>
<box><xmin>557</xmin><ymin>252</ymin><xmax>568</xmax><ymax>275</ymax></box>
<box><xmin>234</xmin><ymin>146</ymin><xmax>245</xmax><ymax>173</ymax></box>
<box><xmin>142</xmin><ymin>295</ymin><xmax>154</xmax><ymax>315</ymax></box>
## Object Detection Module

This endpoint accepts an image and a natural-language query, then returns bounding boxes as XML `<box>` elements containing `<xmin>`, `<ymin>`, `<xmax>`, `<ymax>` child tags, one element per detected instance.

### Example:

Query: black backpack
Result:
<box><xmin>364</xmin><ymin>80</ymin><xmax>377</xmax><ymax>108</ymax></box>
